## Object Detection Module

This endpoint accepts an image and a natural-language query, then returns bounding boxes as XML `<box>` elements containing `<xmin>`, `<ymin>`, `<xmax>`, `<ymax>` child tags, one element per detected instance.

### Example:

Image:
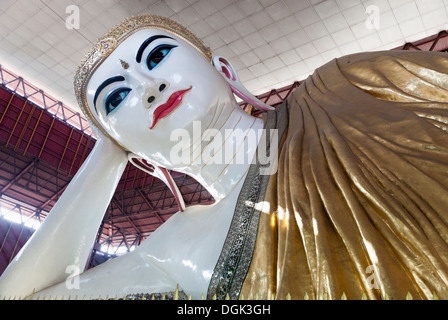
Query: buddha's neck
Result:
<box><xmin>176</xmin><ymin>101</ymin><xmax>264</xmax><ymax>201</ymax></box>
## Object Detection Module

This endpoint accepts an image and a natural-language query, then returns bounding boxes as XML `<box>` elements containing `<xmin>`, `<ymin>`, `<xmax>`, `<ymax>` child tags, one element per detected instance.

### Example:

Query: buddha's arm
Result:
<box><xmin>0</xmin><ymin>134</ymin><xmax>128</xmax><ymax>298</ymax></box>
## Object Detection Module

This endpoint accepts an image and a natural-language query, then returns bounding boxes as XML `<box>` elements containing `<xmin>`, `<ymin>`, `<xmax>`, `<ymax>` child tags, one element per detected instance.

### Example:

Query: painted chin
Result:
<box><xmin>149</xmin><ymin>86</ymin><xmax>192</xmax><ymax>130</ymax></box>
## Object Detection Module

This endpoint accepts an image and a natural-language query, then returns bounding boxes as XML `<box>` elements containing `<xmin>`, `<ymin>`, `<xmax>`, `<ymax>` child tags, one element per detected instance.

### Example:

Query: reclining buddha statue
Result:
<box><xmin>1</xmin><ymin>14</ymin><xmax>448</xmax><ymax>300</ymax></box>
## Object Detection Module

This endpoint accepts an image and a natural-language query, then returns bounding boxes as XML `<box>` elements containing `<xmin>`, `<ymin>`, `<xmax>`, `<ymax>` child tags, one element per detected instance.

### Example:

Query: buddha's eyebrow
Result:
<box><xmin>136</xmin><ymin>35</ymin><xmax>175</xmax><ymax>63</ymax></box>
<box><xmin>94</xmin><ymin>75</ymin><xmax>125</xmax><ymax>111</ymax></box>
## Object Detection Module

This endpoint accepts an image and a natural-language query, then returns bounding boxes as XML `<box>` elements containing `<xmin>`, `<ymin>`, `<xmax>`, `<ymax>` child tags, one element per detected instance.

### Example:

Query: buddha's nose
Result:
<box><xmin>143</xmin><ymin>81</ymin><xmax>169</xmax><ymax>108</ymax></box>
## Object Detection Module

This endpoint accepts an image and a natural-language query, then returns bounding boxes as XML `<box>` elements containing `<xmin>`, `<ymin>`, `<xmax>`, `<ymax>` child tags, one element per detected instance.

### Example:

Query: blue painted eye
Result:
<box><xmin>104</xmin><ymin>88</ymin><xmax>131</xmax><ymax>115</ymax></box>
<box><xmin>146</xmin><ymin>44</ymin><xmax>177</xmax><ymax>70</ymax></box>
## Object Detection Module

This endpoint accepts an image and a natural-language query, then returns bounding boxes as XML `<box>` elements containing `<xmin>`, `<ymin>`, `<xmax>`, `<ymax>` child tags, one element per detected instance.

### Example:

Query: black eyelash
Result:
<box><xmin>104</xmin><ymin>87</ymin><xmax>131</xmax><ymax>115</ymax></box>
<box><xmin>146</xmin><ymin>44</ymin><xmax>177</xmax><ymax>70</ymax></box>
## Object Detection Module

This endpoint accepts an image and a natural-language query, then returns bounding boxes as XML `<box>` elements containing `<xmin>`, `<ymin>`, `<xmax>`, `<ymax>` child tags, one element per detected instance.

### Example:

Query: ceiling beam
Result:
<box><xmin>137</xmin><ymin>189</ymin><xmax>164</xmax><ymax>224</ymax></box>
<box><xmin>111</xmin><ymin>197</ymin><xmax>143</xmax><ymax>238</ymax></box>
<box><xmin>0</xmin><ymin>158</ymin><xmax>38</xmax><ymax>195</ymax></box>
<box><xmin>37</xmin><ymin>180</ymin><xmax>69</xmax><ymax>211</ymax></box>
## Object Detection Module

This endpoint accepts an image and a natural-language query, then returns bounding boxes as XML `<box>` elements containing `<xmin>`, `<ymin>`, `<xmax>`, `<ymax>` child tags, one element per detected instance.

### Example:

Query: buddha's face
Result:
<box><xmin>86</xmin><ymin>28</ymin><xmax>233</xmax><ymax>168</ymax></box>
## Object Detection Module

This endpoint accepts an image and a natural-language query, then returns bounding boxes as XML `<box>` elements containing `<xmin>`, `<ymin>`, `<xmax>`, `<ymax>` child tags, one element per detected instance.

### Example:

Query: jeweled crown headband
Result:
<box><xmin>74</xmin><ymin>15</ymin><xmax>212</xmax><ymax>142</ymax></box>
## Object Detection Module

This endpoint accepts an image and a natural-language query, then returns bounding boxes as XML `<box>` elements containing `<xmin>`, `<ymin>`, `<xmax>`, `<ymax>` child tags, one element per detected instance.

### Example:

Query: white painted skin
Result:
<box><xmin>0</xmin><ymin>28</ymin><xmax>266</xmax><ymax>300</ymax></box>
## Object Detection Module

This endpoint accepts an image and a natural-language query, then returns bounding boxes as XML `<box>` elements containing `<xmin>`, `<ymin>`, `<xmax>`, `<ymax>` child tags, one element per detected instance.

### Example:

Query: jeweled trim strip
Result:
<box><xmin>207</xmin><ymin>102</ymin><xmax>288</xmax><ymax>300</ymax></box>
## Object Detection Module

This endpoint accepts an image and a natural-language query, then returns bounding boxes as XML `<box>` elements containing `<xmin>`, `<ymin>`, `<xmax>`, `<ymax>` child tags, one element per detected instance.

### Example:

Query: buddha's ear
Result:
<box><xmin>128</xmin><ymin>153</ymin><xmax>186</xmax><ymax>212</ymax></box>
<box><xmin>212</xmin><ymin>56</ymin><xmax>274</xmax><ymax>111</ymax></box>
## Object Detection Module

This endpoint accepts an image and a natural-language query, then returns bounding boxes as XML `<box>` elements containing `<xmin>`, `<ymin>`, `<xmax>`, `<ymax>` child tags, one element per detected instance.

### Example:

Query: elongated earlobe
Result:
<box><xmin>128</xmin><ymin>154</ymin><xmax>186</xmax><ymax>212</ymax></box>
<box><xmin>212</xmin><ymin>56</ymin><xmax>274</xmax><ymax>111</ymax></box>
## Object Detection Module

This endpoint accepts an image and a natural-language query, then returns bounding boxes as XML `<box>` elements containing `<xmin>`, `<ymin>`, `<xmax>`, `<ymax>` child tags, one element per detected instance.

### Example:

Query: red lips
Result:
<box><xmin>150</xmin><ymin>86</ymin><xmax>192</xmax><ymax>130</ymax></box>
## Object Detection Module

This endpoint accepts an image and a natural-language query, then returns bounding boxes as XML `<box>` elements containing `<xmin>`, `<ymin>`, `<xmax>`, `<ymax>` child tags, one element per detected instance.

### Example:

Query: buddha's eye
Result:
<box><xmin>104</xmin><ymin>88</ymin><xmax>131</xmax><ymax>115</ymax></box>
<box><xmin>146</xmin><ymin>44</ymin><xmax>177</xmax><ymax>70</ymax></box>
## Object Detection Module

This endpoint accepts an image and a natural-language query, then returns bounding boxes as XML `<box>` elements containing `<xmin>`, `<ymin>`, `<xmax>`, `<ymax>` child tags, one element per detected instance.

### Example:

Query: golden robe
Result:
<box><xmin>208</xmin><ymin>51</ymin><xmax>448</xmax><ymax>300</ymax></box>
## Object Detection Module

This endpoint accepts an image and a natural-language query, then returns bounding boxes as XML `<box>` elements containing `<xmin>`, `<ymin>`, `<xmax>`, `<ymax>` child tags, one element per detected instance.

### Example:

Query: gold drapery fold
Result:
<box><xmin>241</xmin><ymin>51</ymin><xmax>448</xmax><ymax>300</ymax></box>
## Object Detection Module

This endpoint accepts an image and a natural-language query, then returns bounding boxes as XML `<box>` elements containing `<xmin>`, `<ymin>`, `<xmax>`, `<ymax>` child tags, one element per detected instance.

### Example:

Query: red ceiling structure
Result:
<box><xmin>1</xmin><ymin>30</ymin><xmax>448</xmax><ymax>276</ymax></box>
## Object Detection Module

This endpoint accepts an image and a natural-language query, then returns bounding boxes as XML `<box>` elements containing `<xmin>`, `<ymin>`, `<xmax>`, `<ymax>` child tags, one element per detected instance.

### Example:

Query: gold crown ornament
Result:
<box><xmin>74</xmin><ymin>15</ymin><xmax>212</xmax><ymax>141</ymax></box>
